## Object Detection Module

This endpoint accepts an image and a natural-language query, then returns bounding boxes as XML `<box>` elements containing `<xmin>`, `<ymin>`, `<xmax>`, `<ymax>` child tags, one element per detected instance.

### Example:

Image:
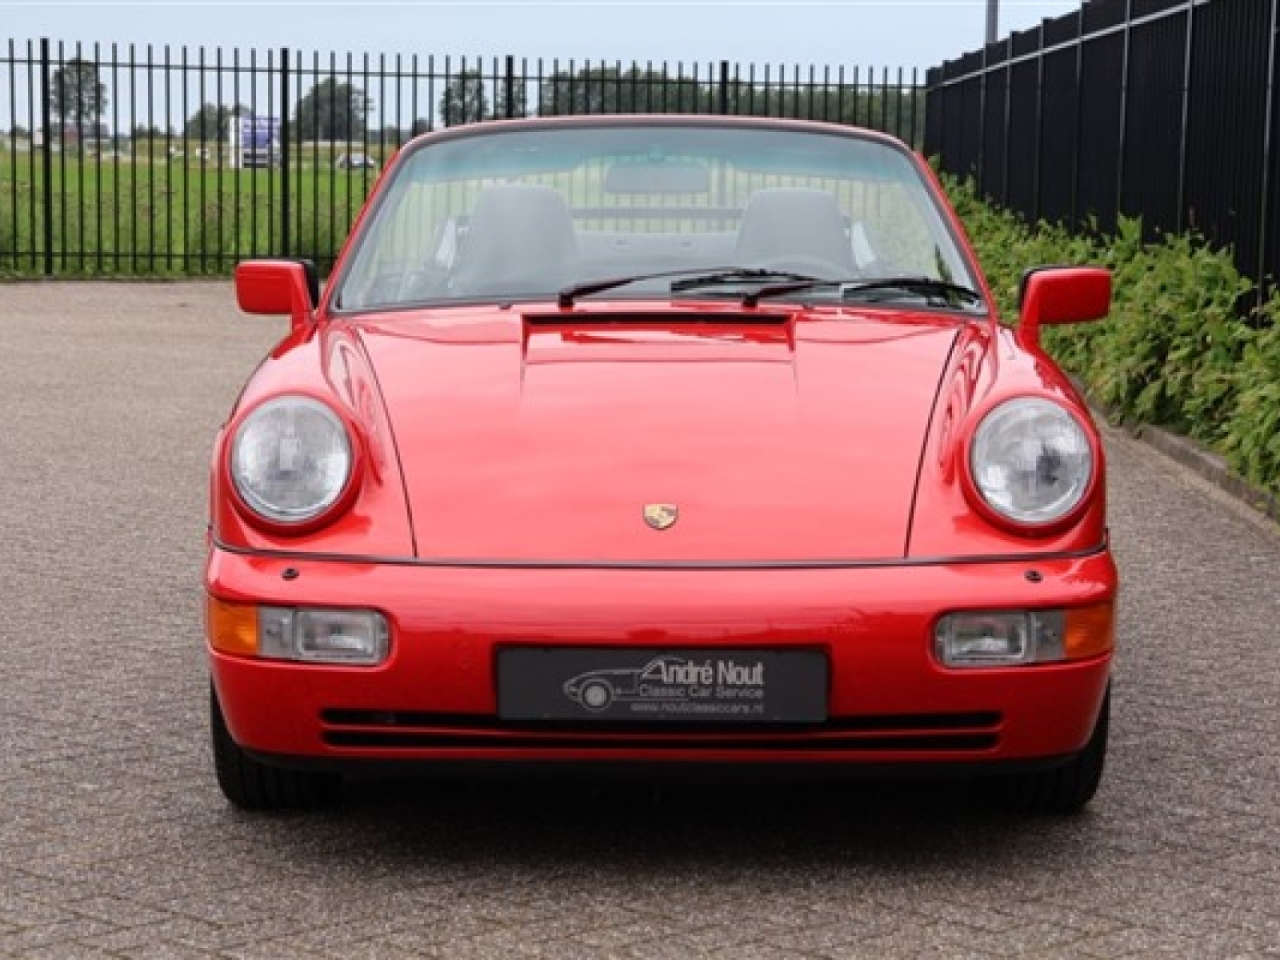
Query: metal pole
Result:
<box><xmin>988</xmin><ymin>0</ymin><xmax>998</xmax><ymax>199</ymax></box>
<box><xmin>280</xmin><ymin>47</ymin><xmax>290</xmax><ymax>258</ymax></box>
<box><xmin>39</xmin><ymin>38</ymin><xmax>53</xmax><ymax>277</ymax></box>
<box><xmin>504</xmin><ymin>55</ymin><xmax>515</xmax><ymax>118</ymax></box>
<box><xmin>1071</xmin><ymin>7</ymin><xmax>1083</xmax><ymax>227</ymax></box>
<box><xmin>978</xmin><ymin>43</ymin><xmax>988</xmax><ymax>189</ymax></box>
<box><xmin>1033</xmin><ymin>24</ymin><xmax>1044</xmax><ymax>222</ymax></box>
<box><xmin>1116</xmin><ymin>0</ymin><xmax>1133</xmax><ymax>221</ymax></box>
<box><xmin>1259</xmin><ymin>0</ymin><xmax>1279</xmax><ymax>298</ymax></box>
<box><xmin>1176</xmin><ymin>0</ymin><xmax>1194</xmax><ymax>233</ymax></box>
<box><xmin>1001</xmin><ymin>46</ymin><xmax>1012</xmax><ymax>204</ymax></box>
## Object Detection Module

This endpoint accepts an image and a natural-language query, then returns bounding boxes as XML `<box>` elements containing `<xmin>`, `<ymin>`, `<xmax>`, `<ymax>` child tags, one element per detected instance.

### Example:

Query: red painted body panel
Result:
<box><xmin>212</xmin><ymin>302</ymin><xmax>1107</xmax><ymax>563</ymax></box>
<box><xmin>208</xmin><ymin>544</ymin><xmax>1114</xmax><ymax>763</ymax></box>
<box><xmin>907</xmin><ymin>323</ymin><xmax>1108</xmax><ymax>557</ymax></box>
<box><xmin>211</xmin><ymin>324</ymin><xmax>417</xmax><ymax>557</ymax></box>
<box><xmin>356</xmin><ymin>304</ymin><xmax>960</xmax><ymax>562</ymax></box>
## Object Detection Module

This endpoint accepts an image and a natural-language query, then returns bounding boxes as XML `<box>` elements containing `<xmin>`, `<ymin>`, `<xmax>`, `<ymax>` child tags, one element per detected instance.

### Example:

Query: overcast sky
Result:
<box><xmin>5</xmin><ymin>1</ymin><xmax>1080</xmax><ymax>72</ymax></box>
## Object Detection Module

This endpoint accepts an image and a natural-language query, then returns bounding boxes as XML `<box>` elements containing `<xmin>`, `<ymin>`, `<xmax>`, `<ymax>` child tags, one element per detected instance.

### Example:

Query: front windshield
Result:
<box><xmin>334</xmin><ymin>123</ymin><xmax>980</xmax><ymax>312</ymax></box>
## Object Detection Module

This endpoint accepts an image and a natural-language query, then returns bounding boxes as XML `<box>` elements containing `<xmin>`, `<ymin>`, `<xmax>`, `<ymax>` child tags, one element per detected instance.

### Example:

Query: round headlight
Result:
<box><xmin>231</xmin><ymin>396</ymin><xmax>353</xmax><ymax>524</ymax></box>
<box><xmin>970</xmin><ymin>398</ymin><xmax>1093</xmax><ymax>525</ymax></box>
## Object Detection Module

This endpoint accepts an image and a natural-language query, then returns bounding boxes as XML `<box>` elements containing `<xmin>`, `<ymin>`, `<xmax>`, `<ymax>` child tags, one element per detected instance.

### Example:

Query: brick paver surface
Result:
<box><xmin>1</xmin><ymin>281</ymin><xmax>1277</xmax><ymax>959</ymax></box>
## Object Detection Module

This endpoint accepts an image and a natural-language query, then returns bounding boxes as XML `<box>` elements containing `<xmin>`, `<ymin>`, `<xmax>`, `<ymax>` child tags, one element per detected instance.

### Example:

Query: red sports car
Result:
<box><xmin>207</xmin><ymin>116</ymin><xmax>1116</xmax><ymax>813</ymax></box>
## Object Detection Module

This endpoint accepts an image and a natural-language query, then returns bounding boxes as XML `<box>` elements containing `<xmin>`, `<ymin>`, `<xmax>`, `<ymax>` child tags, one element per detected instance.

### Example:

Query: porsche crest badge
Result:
<box><xmin>643</xmin><ymin>504</ymin><xmax>679</xmax><ymax>530</ymax></box>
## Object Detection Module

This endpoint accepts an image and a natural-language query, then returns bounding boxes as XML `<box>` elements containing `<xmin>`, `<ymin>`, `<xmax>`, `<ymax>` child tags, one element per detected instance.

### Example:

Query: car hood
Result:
<box><xmin>354</xmin><ymin>304</ymin><xmax>960</xmax><ymax>562</ymax></box>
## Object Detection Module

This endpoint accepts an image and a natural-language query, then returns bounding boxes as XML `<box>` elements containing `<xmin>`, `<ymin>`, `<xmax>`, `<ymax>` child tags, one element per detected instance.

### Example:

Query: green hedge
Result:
<box><xmin>944</xmin><ymin>175</ymin><xmax>1280</xmax><ymax>501</ymax></box>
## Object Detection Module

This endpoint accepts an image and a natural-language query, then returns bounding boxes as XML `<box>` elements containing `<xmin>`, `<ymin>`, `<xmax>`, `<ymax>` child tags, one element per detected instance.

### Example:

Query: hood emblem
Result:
<box><xmin>643</xmin><ymin>504</ymin><xmax>679</xmax><ymax>531</ymax></box>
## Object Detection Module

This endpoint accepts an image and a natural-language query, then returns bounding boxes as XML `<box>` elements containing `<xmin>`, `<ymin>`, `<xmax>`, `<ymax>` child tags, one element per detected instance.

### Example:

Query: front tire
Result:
<box><xmin>998</xmin><ymin>686</ymin><xmax>1110</xmax><ymax>815</ymax></box>
<box><xmin>210</xmin><ymin>685</ymin><xmax>339</xmax><ymax>811</ymax></box>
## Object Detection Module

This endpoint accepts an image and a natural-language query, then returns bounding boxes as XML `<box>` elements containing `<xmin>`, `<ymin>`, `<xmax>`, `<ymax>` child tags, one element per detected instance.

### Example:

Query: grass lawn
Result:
<box><xmin>0</xmin><ymin>152</ymin><xmax>377</xmax><ymax>276</ymax></box>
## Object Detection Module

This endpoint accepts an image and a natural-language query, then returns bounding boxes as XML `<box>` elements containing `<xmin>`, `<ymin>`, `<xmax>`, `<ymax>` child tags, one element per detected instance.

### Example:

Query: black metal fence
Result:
<box><xmin>925</xmin><ymin>0</ymin><xmax>1280</xmax><ymax>284</ymax></box>
<box><xmin>1</xmin><ymin>38</ymin><xmax>925</xmax><ymax>276</ymax></box>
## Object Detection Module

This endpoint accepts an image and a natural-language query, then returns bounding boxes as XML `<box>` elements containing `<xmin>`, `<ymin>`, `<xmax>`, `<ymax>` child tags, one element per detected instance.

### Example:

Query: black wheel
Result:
<box><xmin>210</xmin><ymin>685</ymin><xmax>339</xmax><ymax>811</ymax></box>
<box><xmin>997</xmin><ymin>686</ymin><xmax>1110</xmax><ymax>815</ymax></box>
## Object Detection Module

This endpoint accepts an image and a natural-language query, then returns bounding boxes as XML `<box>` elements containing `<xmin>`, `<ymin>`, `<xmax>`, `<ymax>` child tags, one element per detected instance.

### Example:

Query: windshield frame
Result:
<box><xmin>325</xmin><ymin>116</ymin><xmax>989</xmax><ymax>320</ymax></box>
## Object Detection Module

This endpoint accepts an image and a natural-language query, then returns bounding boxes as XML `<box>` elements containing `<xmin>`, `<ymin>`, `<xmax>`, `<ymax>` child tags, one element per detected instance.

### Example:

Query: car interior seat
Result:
<box><xmin>450</xmin><ymin>184</ymin><xmax>580</xmax><ymax>296</ymax></box>
<box><xmin>734</xmin><ymin>188</ymin><xmax>857</xmax><ymax>278</ymax></box>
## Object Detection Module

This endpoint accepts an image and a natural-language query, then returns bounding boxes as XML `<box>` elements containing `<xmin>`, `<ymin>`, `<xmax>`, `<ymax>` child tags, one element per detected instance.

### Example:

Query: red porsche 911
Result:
<box><xmin>206</xmin><ymin>116</ymin><xmax>1116</xmax><ymax>813</ymax></box>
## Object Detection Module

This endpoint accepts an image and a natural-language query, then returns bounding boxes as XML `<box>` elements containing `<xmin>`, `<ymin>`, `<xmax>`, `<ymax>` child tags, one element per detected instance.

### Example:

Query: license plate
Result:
<box><xmin>498</xmin><ymin>648</ymin><xmax>827</xmax><ymax>724</ymax></box>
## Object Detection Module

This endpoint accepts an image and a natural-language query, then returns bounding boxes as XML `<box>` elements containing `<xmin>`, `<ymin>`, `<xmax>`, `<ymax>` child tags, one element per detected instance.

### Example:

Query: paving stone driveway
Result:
<box><xmin>1</xmin><ymin>282</ymin><xmax>1278</xmax><ymax>959</ymax></box>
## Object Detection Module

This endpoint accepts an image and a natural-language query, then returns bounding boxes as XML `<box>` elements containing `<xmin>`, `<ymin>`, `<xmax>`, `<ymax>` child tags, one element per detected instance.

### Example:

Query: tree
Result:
<box><xmin>293</xmin><ymin>78</ymin><xmax>371</xmax><ymax>141</ymax></box>
<box><xmin>49</xmin><ymin>59</ymin><xmax>106</xmax><ymax>146</ymax></box>
<box><xmin>440</xmin><ymin>70</ymin><xmax>487</xmax><ymax>126</ymax></box>
<box><xmin>538</xmin><ymin>67</ymin><xmax>705</xmax><ymax>116</ymax></box>
<box><xmin>494</xmin><ymin>77</ymin><xmax>528</xmax><ymax>120</ymax></box>
<box><xmin>379</xmin><ymin>124</ymin><xmax>407</xmax><ymax>147</ymax></box>
<box><xmin>185</xmin><ymin>103</ymin><xmax>247</xmax><ymax>142</ymax></box>
<box><xmin>49</xmin><ymin>59</ymin><xmax>107</xmax><ymax>128</ymax></box>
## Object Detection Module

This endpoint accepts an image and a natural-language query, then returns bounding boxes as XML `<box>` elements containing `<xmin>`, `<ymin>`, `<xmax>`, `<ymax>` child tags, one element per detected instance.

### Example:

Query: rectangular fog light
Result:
<box><xmin>260</xmin><ymin>607</ymin><xmax>389</xmax><ymax>665</ymax></box>
<box><xmin>934</xmin><ymin>611</ymin><xmax>1067</xmax><ymax>668</ymax></box>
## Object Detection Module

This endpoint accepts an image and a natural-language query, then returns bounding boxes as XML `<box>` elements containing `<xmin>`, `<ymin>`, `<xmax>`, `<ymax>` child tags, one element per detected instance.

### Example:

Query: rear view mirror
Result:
<box><xmin>284</xmin><ymin>258</ymin><xmax>321</xmax><ymax>307</ymax></box>
<box><xmin>603</xmin><ymin>159</ymin><xmax>711</xmax><ymax>195</ymax></box>
<box><xmin>235</xmin><ymin>260</ymin><xmax>317</xmax><ymax>333</ymax></box>
<box><xmin>1016</xmin><ymin>266</ymin><xmax>1111</xmax><ymax>349</ymax></box>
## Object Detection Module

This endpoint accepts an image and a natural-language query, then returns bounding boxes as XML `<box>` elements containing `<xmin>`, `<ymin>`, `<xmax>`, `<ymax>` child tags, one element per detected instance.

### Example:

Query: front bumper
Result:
<box><xmin>207</xmin><ymin>545</ymin><xmax>1115</xmax><ymax>768</ymax></box>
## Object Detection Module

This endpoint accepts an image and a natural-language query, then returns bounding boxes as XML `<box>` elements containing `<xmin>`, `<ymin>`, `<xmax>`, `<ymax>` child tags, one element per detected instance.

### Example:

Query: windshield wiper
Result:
<box><xmin>557</xmin><ymin>267</ymin><xmax>820</xmax><ymax>308</ymax></box>
<box><xmin>669</xmin><ymin>268</ymin><xmax>825</xmax><ymax>292</ymax></box>
<box><xmin>742</xmin><ymin>276</ymin><xmax>984</xmax><ymax>309</ymax></box>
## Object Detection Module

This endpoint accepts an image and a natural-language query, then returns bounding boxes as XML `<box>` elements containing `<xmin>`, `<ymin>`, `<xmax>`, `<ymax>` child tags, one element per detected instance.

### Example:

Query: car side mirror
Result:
<box><xmin>235</xmin><ymin>259</ymin><xmax>318</xmax><ymax>333</ymax></box>
<box><xmin>1015</xmin><ymin>266</ymin><xmax>1111</xmax><ymax>350</ymax></box>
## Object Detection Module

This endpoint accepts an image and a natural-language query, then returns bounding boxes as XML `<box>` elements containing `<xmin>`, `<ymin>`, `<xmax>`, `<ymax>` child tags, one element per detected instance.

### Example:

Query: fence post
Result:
<box><xmin>911</xmin><ymin>68</ymin><xmax>921</xmax><ymax>148</ymax></box>
<box><xmin>1001</xmin><ymin>50</ymin><xmax>1012</xmax><ymax>204</ymax></box>
<box><xmin>39</xmin><ymin>37</ymin><xmax>54</xmax><ymax>277</ymax></box>
<box><xmin>1033</xmin><ymin>25</ymin><xmax>1045</xmax><ymax>223</ymax></box>
<box><xmin>280</xmin><ymin>47</ymin><xmax>290</xmax><ymax>258</ymax></box>
<box><xmin>505</xmin><ymin>55</ymin><xmax>515</xmax><ymax>118</ymax></box>
<box><xmin>1116</xmin><ymin>0</ymin><xmax>1133</xmax><ymax>222</ymax></box>
<box><xmin>1070</xmin><ymin>6</ymin><xmax>1084</xmax><ymax>227</ymax></box>
<box><xmin>978</xmin><ymin>43</ymin><xmax>988</xmax><ymax>195</ymax></box>
<box><xmin>1260</xmin><ymin>0</ymin><xmax>1279</xmax><ymax>293</ymax></box>
<box><xmin>718</xmin><ymin>60</ymin><xmax>729</xmax><ymax>114</ymax></box>
<box><xmin>1175</xmin><ymin>0</ymin><xmax>1195</xmax><ymax>234</ymax></box>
